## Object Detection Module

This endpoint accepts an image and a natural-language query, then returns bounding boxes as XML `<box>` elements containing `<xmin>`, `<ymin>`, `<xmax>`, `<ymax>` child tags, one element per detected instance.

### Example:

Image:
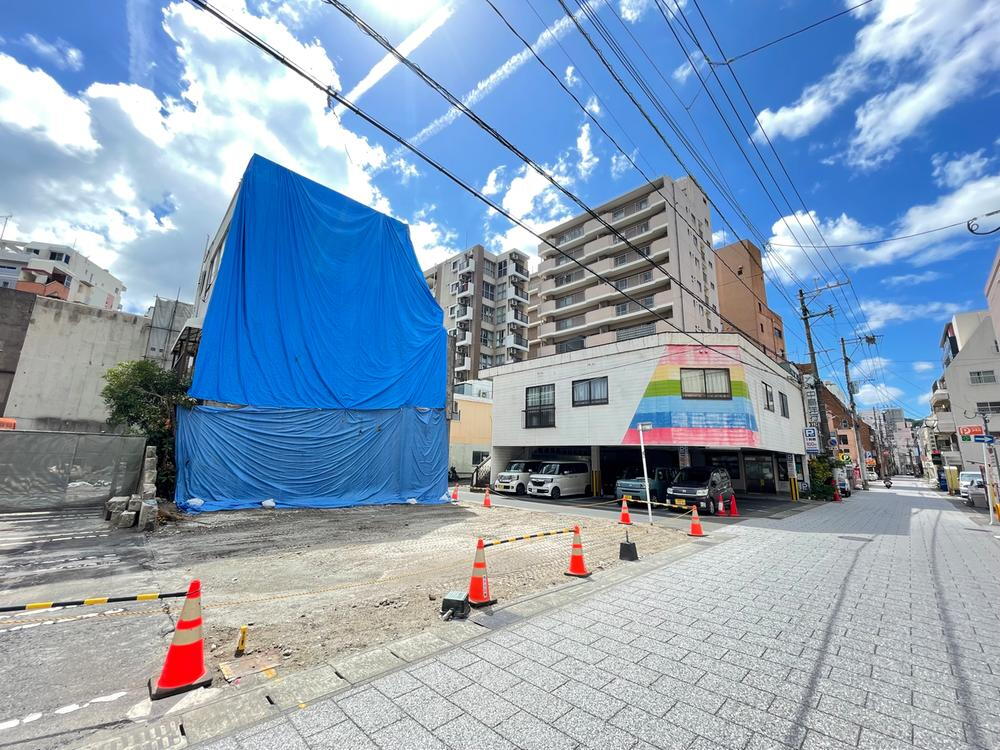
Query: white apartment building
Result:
<box><xmin>925</xmin><ymin>312</ymin><xmax>1000</xmax><ymax>470</ymax></box>
<box><xmin>0</xmin><ymin>239</ymin><xmax>124</xmax><ymax>310</ymax></box>
<box><xmin>489</xmin><ymin>330</ymin><xmax>808</xmax><ymax>497</ymax></box>
<box><xmin>530</xmin><ymin>176</ymin><xmax>721</xmax><ymax>359</ymax></box>
<box><xmin>424</xmin><ymin>245</ymin><xmax>531</xmax><ymax>383</ymax></box>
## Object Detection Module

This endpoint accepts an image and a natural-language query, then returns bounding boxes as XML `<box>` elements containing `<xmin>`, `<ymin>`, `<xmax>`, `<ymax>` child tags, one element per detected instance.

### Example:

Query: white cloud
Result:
<box><xmin>931</xmin><ymin>149</ymin><xmax>991</xmax><ymax>189</ymax></box>
<box><xmin>0</xmin><ymin>1</ymin><xmax>457</xmax><ymax>308</ymax></box>
<box><xmin>711</xmin><ymin>230</ymin><xmax>729</xmax><ymax>247</ymax></box>
<box><xmin>754</xmin><ymin>0</ymin><xmax>1000</xmax><ymax>169</ymax></box>
<box><xmin>850</xmin><ymin>356</ymin><xmax>891</xmax><ymax>380</ymax></box>
<box><xmin>855</xmin><ymin>382</ymin><xmax>904</xmax><ymax>406</ymax></box>
<box><xmin>916</xmin><ymin>392</ymin><xmax>931</xmax><ymax>405</ymax></box>
<box><xmin>885</xmin><ymin>270</ymin><xmax>941</xmax><ymax>287</ymax></box>
<box><xmin>610</xmin><ymin>148</ymin><xmax>637</xmax><ymax>179</ymax></box>
<box><xmin>481</xmin><ymin>165</ymin><xmax>506</xmax><ymax>196</ymax></box>
<box><xmin>390</xmin><ymin>158</ymin><xmax>420</xmax><ymax>183</ymax></box>
<box><xmin>20</xmin><ymin>33</ymin><xmax>84</xmax><ymax>71</ymax></box>
<box><xmin>763</xmin><ymin>209</ymin><xmax>880</xmax><ymax>282</ymax></box>
<box><xmin>576</xmin><ymin>122</ymin><xmax>598</xmax><ymax>179</ymax></box>
<box><xmin>860</xmin><ymin>300</ymin><xmax>965</xmax><ymax>330</ymax></box>
<box><xmin>564</xmin><ymin>65</ymin><xmax>579</xmax><ymax>88</ymax></box>
<box><xmin>913</xmin><ymin>361</ymin><xmax>935</xmax><ymax>372</ymax></box>
<box><xmin>619</xmin><ymin>0</ymin><xmax>652</xmax><ymax>22</ymax></box>
<box><xmin>409</xmin><ymin>205</ymin><xmax>459</xmax><ymax>268</ymax></box>
<box><xmin>584</xmin><ymin>95</ymin><xmax>601</xmax><ymax>116</ymax></box>
<box><xmin>671</xmin><ymin>50</ymin><xmax>706</xmax><ymax>85</ymax></box>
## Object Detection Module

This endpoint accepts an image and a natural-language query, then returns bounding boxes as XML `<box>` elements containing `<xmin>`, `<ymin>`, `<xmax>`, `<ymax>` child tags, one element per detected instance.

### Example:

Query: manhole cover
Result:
<box><xmin>838</xmin><ymin>535</ymin><xmax>872</xmax><ymax>542</ymax></box>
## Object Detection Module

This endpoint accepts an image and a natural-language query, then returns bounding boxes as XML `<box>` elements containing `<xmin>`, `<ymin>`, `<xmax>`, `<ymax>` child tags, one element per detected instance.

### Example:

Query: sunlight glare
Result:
<box><xmin>363</xmin><ymin>0</ymin><xmax>443</xmax><ymax>23</ymax></box>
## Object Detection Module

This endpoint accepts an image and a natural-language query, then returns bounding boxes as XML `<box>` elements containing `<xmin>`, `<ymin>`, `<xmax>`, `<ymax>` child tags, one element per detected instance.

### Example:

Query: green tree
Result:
<box><xmin>101</xmin><ymin>360</ymin><xmax>195</xmax><ymax>498</ymax></box>
<box><xmin>807</xmin><ymin>454</ymin><xmax>846</xmax><ymax>500</ymax></box>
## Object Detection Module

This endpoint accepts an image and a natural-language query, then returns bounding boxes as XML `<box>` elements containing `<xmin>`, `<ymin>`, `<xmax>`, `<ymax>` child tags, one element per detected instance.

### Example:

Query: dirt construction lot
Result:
<box><xmin>148</xmin><ymin>500</ymin><xmax>686</xmax><ymax>678</ymax></box>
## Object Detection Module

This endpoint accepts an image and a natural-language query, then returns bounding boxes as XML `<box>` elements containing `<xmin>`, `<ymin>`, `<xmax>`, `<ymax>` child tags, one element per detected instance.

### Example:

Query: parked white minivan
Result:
<box><xmin>494</xmin><ymin>460</ymin><xmax>542</xmax><ymax>495</ymax></box>
<box><xmin>526</xmin><ymin>460</ymin><xmax>592</xmax><ymax>499</ymax></box>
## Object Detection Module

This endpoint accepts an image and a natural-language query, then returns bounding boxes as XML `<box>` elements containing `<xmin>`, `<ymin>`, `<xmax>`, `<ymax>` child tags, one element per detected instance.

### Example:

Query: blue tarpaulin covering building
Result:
<box><xmin>175</xmin><ymin>155</ymin><xmax>448</xmax><ymax>511</ymax></box>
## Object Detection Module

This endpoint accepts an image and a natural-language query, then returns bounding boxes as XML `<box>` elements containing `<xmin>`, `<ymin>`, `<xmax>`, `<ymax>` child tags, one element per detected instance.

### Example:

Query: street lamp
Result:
<box><xmin>637</xmin><ymin>421</ymin><xmax>654</xmax><ymax>525</ymax></box>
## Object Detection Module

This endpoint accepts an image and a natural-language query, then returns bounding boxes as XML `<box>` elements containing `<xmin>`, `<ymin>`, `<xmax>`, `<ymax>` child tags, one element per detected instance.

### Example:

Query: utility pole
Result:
<box><xmin>965</xmin><ymin>407</ymin><xmax>1000</xmax><ymax>524</ymax></box>
<box><xmin>840</xmin><ymin>337</ymin><xmax>869</xmax><ymax>490</ymax></box>
<box><xmin>799</xmin><ymin>287</ymin><xmax>839</xmax><ymax>453</ymax></box>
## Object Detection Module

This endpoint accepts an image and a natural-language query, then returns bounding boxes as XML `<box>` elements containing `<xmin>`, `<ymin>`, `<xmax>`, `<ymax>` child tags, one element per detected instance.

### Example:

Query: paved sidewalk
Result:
<box><xmin>199</xmin><ymin>478</ymin><xmax>1000</xmax><ymax>749</ymax></box>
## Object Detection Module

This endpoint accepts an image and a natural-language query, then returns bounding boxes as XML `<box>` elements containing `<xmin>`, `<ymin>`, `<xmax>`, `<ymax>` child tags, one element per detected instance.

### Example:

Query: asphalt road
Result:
<box><xmin>0</xmin><ymin>509</ymin><xmax>173</xmax><ymax>749</ymax></box>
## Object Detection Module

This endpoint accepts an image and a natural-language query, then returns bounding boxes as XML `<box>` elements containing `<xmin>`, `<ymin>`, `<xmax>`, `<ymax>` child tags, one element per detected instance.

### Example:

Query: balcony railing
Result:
<box><xmin>457</xmin><ymin>282</ymin><xmax>473</xmax><ymax>297</ymax></box>
<box><xmin>506</xmin><ymin>334</ymin><xmax>528</xmax><ymax>349</ymax></box>
<box><xmin>510</xmin><ymin>286</ymin><xmax>529</xmax><ymax>302</ymax></box>
<box><xmin>510</xmin><ymin>310</ymin><xmax>528</xmax><ymax>324</ymax></box>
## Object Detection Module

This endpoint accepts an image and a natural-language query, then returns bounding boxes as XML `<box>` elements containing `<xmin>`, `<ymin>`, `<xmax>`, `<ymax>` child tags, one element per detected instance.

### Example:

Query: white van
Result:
<box><xmin>959</xmin><ymin>470</ymin><xmax>982</xmax><ymax>498</ymax></box>
<box><xmin>526</xmin><ymin>460</ymin><xmax>592</xmax><ymax>499</ymax></box>
<box><xmin>494</xmin><ymin>460</ymin><xmax>542</xmax><ymax>495</ymax></box>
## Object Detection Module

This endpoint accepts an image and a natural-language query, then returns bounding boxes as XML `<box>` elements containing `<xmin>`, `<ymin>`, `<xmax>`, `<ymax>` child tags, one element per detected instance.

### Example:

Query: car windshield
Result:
<box><xmin>672</xmin><ymin>467</ymin><xmax>713</xmax><ymax>484</ymax></box>
<box><xmin>538</xmin><ymin>463</ymin><xmax>562</xmax><ymax>475</ymax></box>
<box><xmin>507</xmin><ymin>462</ymin><xmax>535</xmax><ymax>472</ymax></box>
<box><xmin>959</xmin><ymin>472</ymin><xmax>980</xmax><ymax>483</ymax></box>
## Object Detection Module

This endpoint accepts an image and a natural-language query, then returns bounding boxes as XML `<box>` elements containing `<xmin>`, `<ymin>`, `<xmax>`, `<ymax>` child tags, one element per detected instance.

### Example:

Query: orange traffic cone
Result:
<box><xmin>715</xmin><ymin>494</ymin><xmax>728</xmax><ymax>517</ymax></box>
<box><xmin>833</xmin><ymin>486</ymin><xmax>842</xmax><ymax>502</ymax></box>
<box><xmin>483</xmin><ymin>489</ymin><xmax>492</xmax><ymax>508</ymax></box>
<box><xmin>467</xmin><ymin>538</ymin><xmax>496</xmax><ymax>607</ymax></box>
<box><xmin>451</xmin><ymin>484</ymin><xmax>459</xmax><ymax>502</ymax></box>
<box><xmin>149</xmin><ymin>580</ymin><xmax>212</xmax><ymax>699</ymax></box>
<box><xmin>728</xmin><ymin>493</ymin><xmax>740</xmax><ymax>517</ymax></box>
<box><xmin>618</xmin><ymin>499</ymin><xmax>632</xmax><ymax>525</ymax></box>
<box><xmin>688</xmin><ymin>506</ymin><xmax>707</xmax><ymax>537</ymax></box>
<box><xmin>565</xmin><ymin>525</ymin><xmax>592</xmax><ymax>577</ymax></box>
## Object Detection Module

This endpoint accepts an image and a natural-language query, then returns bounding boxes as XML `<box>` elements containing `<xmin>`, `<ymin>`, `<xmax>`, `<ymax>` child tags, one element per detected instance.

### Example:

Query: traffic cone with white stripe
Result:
<box><xmin>565</xmin><ymin>525</ymin><xmax>592</xmax><ymax>577</ymax></box>
<box><xmin>715</xmin><ymin>494</ymin><xmax>729</xmax><ymax>517</ymax></box>
<box><xmin>618</xmin><ymin>499</ymin><xmax>633</xmax><ymax>525</ymax></box>
<box><xmin>467</xmin><ymin>538</ymin><xmax>496</xmax><ymax>607</ymax></box>
<box><xmin>687</xmin><ymin>506</ymin><xmax>707</xmax><ymax>537</ymax></box>
<box><xmin>149</xmin><ymin>580</ymin><xmax>212</xmax><ymax>699</ymax></box>
<box><xmin>483</xmin><ymin>489</ymin><xmax>492</xmax><ymax>508</ymax></box>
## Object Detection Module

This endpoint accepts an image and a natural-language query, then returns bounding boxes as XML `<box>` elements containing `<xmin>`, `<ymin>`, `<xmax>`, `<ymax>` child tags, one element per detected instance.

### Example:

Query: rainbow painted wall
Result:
<box><xmin>621</xmin><ymin>344</ymin><xmax>759</xmax><ymax>447</ymax></box>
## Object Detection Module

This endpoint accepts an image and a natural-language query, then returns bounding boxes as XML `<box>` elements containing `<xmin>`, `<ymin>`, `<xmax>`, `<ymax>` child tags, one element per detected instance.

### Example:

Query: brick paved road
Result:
<box><xmin>199</xmin><ymin>478</ymin><xmax>1000</xmax><ymax>749</ymax></box>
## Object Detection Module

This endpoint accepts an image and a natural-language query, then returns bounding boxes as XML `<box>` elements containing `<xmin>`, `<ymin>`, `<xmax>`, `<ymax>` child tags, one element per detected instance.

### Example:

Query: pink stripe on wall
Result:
<box><xmin>622</xmin><ymin>427</ymin><xmax>760</xmax><ymax>447</ymax></box>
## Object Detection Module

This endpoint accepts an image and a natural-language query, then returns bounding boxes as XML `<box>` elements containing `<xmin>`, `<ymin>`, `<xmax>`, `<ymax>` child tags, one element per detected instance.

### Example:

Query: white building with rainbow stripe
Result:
<box><xmin>488</xmin><ymin>331</ymin><xmax>809</xmax><ymax>498</ymax></box>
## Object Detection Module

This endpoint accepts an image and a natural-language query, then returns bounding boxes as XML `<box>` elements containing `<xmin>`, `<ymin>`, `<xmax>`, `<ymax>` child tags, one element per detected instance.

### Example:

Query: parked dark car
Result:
<box><xmin>666</xmin><ymin>466</ymin><xmax>735</xmax><ymax>515</ymax></box>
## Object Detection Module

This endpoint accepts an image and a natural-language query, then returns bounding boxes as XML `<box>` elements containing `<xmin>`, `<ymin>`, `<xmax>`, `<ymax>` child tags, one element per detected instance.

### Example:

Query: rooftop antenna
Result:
<box><xmin>0</xmin><ymin>214</ymin><xmax>12</xmax><ymax>243</ymax></box>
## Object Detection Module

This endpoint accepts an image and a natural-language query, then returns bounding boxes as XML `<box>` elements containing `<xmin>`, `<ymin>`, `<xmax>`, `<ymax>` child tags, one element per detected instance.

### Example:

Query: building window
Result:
<box><xmin>971</xmin><ymin>370</ymin><xmax>996</xmax><ymax>384</ymax></box>
<box><xmin>774</xmin><ymin>327</ymin><xmax>783</xmax><ymax>340</ymax></box>
<box><xmin>483</xmin><ymin>260</ymin><xmax>496</xmax><ymax>277</ymax></box>
<box><xmin>525</xmin><ymin>384</ymin><xmax>556</xmax><ymax>428</ymax></box>
<box><xmin>481</xmin><ymin>305</ymin><xmax>494</xmax><ymax>323</ymax></box>
<box><xmin>555</xmin><ymin>225</ymin><xmax>584</xmax><ymax>245</ymax></box>
<box><xmin>497</xmin><ymin>260</ymin><xmax>508</xmax><ymax>277</ymax></box>
<box><xmin>612</xmin><ymin>196</ymin><xmax>649</xmax><ymax>220</ymax></box>
<box><xmin>480</xmin><ymin>329</ymin><xmax>493</xmax><ymax>347</ymax></box>
<box><xmin>556</xmin><ymin>314</ymin><xmax>585</xmax><ymax>331</ymax></box>
<box><xmin>976</xmin><ymin>402</ymin><xmax>1000</xmax><ymax>415</ymax></box>
<box><xmin>763</xmin><ymin>383</ymin><xmax>775</xmax><ymax>411</ymax></box>
<box><xmin>554</xmin><ymin>247</ymin><xmax>583</xmax><ymax>267</ymax></box>
<box><xmin>680</xmin><ymin>368</ymin><xmax>732</xmax><ymax>400</ymax></box>
<box><xmin>472</xmin><ymin>450</ymin><xmax>490</xmax><ymax>466</ymax></box>
<box><xmin>572</xmin><ymin>377</ymin><xmax>609</xmax><ymax>406</ymax></box>
<box><xmin>838</xmin><ymin>433</ymin><xmax>849</xmax><ymax>445</ymax></box>
<box><xmin>479</xmin><ymin>354</ymin><xmax>493</xmax><ymax>370</ymax></box>
<box><xmin>448</xmin><ymin>305</ymin><xmax>456</xmax><ymax>318</ymax></box>
<box><xmin>779</xmin><ymin>391</ymin><xmax>789</xmax><ymax>418</ymax></box>
<box><xmin>616</xmin><ymin>322</ymin><xmax>657</xmax><ymax>341</ymax></box>
<box><xmin>613</xmin><ymin>220</ymin><xmax>649</xmax><ymax>242</ymax></box>
<box><xmin>482</xmin><ymin>281</ymin><xmax>495</xmax><ymax>301</ymax></box>
<box><xmin>555</xmin><ymin>269</ymin><xmax>585</xmax><ymax>287</ymax></box>
<box><xmin>555</xmin><ymin>337</ymin><xmax>586</xmax><ymax>354</ymax></box>
<box><xmin>555</xmin><ymin>291</ymin><xmax>586</xmax><ymax>309</ymax></box>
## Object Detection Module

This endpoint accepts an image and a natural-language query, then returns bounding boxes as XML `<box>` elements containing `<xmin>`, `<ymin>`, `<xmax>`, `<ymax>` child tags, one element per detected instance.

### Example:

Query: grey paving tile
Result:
<box><xmin>437</xmin><ymin>714</ymin><xmax>517</xmax><ymax>750</ymax></box>
<box><xmin>610</xmin><ymin>705</ymin><xmax>695</xmax><ymax>750</ymax></box>
<box><xmin>505</xmin><ymin>658</ymin><xmax>570</xmax><ymax>692</ymax></box>
<box><xmin>495</xmin><ymin>711</ymin><xmax>577</xmax><ymax>750</ymax></box>
<box><xmin>459</xmin><ymin>659</ymin><xmax>521</xmax><ymax>692</ymax></box>
<box><xmin>468</xmin><ymin>640</ymin><xmax>522</xmax><ymax>668</ymax></box>
<box><xmin>337</xmin><ymin>689</ymin><xmax>404</xmax><ymax>734</ymax></box>
<box><xmin>500</xmin><ymin>680</ymin><xmax>574</xmax><ymax>723</ymax></box>
<box><xmin>912</xmin><ymin>726</ymin><xmax>980</xmax><ymax>750</ymax></box>
<box><xmin>652</xmin><ymin>673</ymin><xmax>726</xmax><ymax>714</ymax></box>
<box><xmin>236</xmin><ymin>718</ymin><xmax>308</xmax><ymax>750</ymax></box>
<box><xmin>286</xmin><ymin>701</ymin><xmax>347</xmax><ymax>737</ymax></box>
<box><xmin>858</xmin><ymin>728</ymin><xmax>922</xmax><ymax>750</ymax></box>
<box><xmin>408</xmin><ymin>661</ymin><xmax>473</xmax><ymax>697</ymax></box>
<box><xmin>664</xmin><ymin>701</ymin><xmax>753</xmax><ymax>750</ymax></box>
<box><xmin>306</xmin><ymin>718</ymin><xmax>377</xmax><ymax>749</ymax></box>
<box><xmin>553</xmin><ymin>678</ymin><xmax>626</xmax><ymax>720</ymax></box>
<box><xmin>448</xmin><ymin>683</ymin><xmax>519</xmax><ymax>727</ymax></box>
<box><xmin>697</xmin><ymin>672</ymin><xmax>774</xmax><ymax>710</ymax></box>
<box><xmin>605</xmin><ymin>677</ymin><xmax>674</xmax><ymax>718</ymax></box>
<box><xmin>716</xmin><ymin>698</ymin><xmax>807</xmax><ymax>748</ymax></box>
<box><xmin>550</xmin><ymin>655</ymin><xmax>615</xmax><ymax>688</ymax></box>
<box><xmin>370</xmin><ymin>670</ymin><xmax>423</xmax><ymax>698</ymax></box>
<box><xmin>770</xmin><ymin>701</ymin><xmax>861</xmax><ymax>746</ymax></box>
<box><xmin>508</xmin><ymin>638</ymin><xmax>564</xmax><ymax>666</ymax></box>
<box><xmin>865</xmin><ymin>691</ymin><xmax>966</xmax><ymax>739</ymax></box>
<box><xmin>394</xmin><ymin>685</ymin><xmax>463</xmax><ymax>731</ymax></box>
<box><xmin>553</xmin><ymin>707</ymin><xmax>638</xmax><ymax>750</ymax></box>
<box><xmin>371</xmin><ymin>718</ymin><xmax>446</xmax><ymax>750</ymax></box>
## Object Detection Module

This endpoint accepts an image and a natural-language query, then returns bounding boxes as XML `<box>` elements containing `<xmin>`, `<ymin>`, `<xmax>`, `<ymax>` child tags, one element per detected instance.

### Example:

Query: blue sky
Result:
<box><xmin>1</xmin><ymin>0</ymin><xmax>998</xmax><ymax>417</ymax></box>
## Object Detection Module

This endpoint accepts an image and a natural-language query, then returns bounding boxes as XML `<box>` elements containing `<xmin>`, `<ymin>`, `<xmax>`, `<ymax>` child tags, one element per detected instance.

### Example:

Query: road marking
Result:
<box><xmin>0</xmin><ymin>534</ymin><xmax>109</xmax><ymax>548</ymax></box>
<box><xmin>0</xmin><ymin>692</ymin><xmax>129</xmax><ymax>732</ymax></box>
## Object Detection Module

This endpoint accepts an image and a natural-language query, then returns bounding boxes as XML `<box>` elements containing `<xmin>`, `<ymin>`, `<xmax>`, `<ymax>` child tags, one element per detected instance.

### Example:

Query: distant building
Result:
<box><xmin>451</xmin><ymin>380</ymin><xmax>493</xmax><ymax>476</ymax></box>
<box><xmin>424</xmin><ymin>246</ymin><xmax>531</xmax><ymax>383</ymax></box>
<box><xmin>0</xmin><ymin>239</ymin><xmax>125</xmax><ymax>310</ymax></box>
<box><xmin>984</xmin><ymin>245</ymin><xmax>1000</xmax><ymax>343</ymax></box>
<box><xmin>714</xmin><ymin>240</ymin><xmax>786</xmax><ymax>361</ymax></box>
<box><xmin>0</xmin><ymin>289</ymin><xmax>191</xmax><ymax>432</ymax></box>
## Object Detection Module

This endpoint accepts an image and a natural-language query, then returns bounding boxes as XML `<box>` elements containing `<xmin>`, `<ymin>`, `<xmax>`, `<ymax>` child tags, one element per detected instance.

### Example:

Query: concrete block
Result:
<box><xmin>109</xmin><ymin>510</ymin><xmax>124</xmax><ymax>527</ymax></box>
<box><xmin>116</xmin><ymin>511</ymin><xmax>137</xmax><ymax>528</ymax></box>
<box><xmin>142</xmin><ymin>469</ymin><xmax>157</xmax><ymax>486</ymax></box>
<box><xmin>142</xmin><ymin>483</ymin><xmax>156</xmax><ymax>500</ymax></box>
<box><xmin>138</xmin><ymin>500</ymin><xmax>157</xmax><ymax>532</ymax></box>
<box><xmin>105</xmin><ymin>497</ymin><xmax>129</xmax><ymax>521</ymax></box>
<box><xmin>127</xmin><ymin>497</ymin><xmax>142</xmax><ymax>512</ymax></box>
<box><xmin>143</xmin><ymin>456</ymin><xmax>157</xmax><ymax>472</ymax></box>
<box><xmin>331</xmin><ymin>648</ymin><xmax>406</xmax><ymax>683</ymax></box>
<box><xmin>145</xmin><ymin>445</ymin><xmax>156</xmax><ymax>459</ymax></box>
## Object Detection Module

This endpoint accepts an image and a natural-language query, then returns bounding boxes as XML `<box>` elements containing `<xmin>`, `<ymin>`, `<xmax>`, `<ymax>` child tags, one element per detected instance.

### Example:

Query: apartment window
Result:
<box><xmin>971</xmin><ymin>370</ymin><xmax>996</xmax><ymax>384</ymax></box>
<box><xmin>448</xmin><ymin>305</ymin><xmax>456</xmax><ymax>318</ymax></box>
<box><xmin>482</xmin><ymin>281</ymin><xmax>495</xmax><ymax>301</ymax></box>
<box><xmin>976</xmin><ymin>402</ymin><xmax>1000</xmax><ymax>415</ymax></box>
<box><xmin>556</xmin><ymin>337</ymin><xmax>585</xmax><ymax>354</ymax></box>
<box><xmin>614</xmin><ymin>220</ymin><xmax>649</xmax><ymax>243</ymax></box>
<box><xmin>554</xmin><ymin>269</ymin><xmax>585</xmax><ymax>287</ymax></box>
<box><xmin>572</xmin><ymin>377</ymin><xmax>609</xmax><ymax>406</ymax></box>
<box><xmin>481</xmin><ymin>305</ymin><xmax>494</xmax><ymax>323</ymax></box>
<box><xmin>495</xmin><ymin>307</ymin><xmax>507</xmax><ymax>324</ymax></box>
<box><xmin>612</xmin><ymin>196</ymin><xmax>649</xmax><ymax>220</ymax></box>
<box><xmin>779</xmin><ymin>391</ymin><xmax>789</xmax><ymax>418</ymax></box>
<box><xmin>449</xmin><ymin>282</ymin><xmax>459</xmax><ymax>295</ymax></box>
<box><xmin>616</xmin><ymin>322</ymin><xmax>656</xmax><ymax>341</ymax></box>
<box><xmin>838</xmin><ymin>433</ymin><xmax>849</xmax><ymax>445</ymax></box>
<box><xmin>555</xmin><ymin>314</ymin><xmax>585</xmax><ymax>331</ymax></box>
<box><xmin>483</xmin><ymin>260</ymin><xmax>496</xmax><ymax>277</ymax></box>
<box><xmin>479</xmin><ymin>354</ymin><xmax>493</xmax><ymax>370</ymax></box>
<box><xmin>480</xmin><ymin>329</ymin><xmax>493</xmax><ymax>347</ymax></box>
<box><xmin>615</xmin><ymin>295</ymin><xmax>654</xmax><ymax>316</ymax></box>
<box><xmin>613</xmin><ymin>245</ymin><xmax>650</xmax><ymax>267</ymax></box>
<box><xmin>613</xmin><ymin>270</ymin><xmax>653</xmax><ymax>291</ymax></box>
<box><xmin>681</xmin><ymin>368</ymin><xmax>732</xmax><ymax>399</ymax></box>
<box><xmin>555</xmin><ymin>225</ymin><xmax>585</xmax><ymax>245</ymax></box>
<box><xmin>555</xmin><ymin>291</ymin><xmax>585</xmax><ymax>309</ymax></box>
<box><xmin>554</xmin><ymin>247</ymin><xmax>584</xmax><ymax>267</ymax></box>
<box><xmin>774</xmin><ymin>327</ymin><xmax>783</xmax><ymax>340</ymax></box>
<box><xmin>472</xmin><ymin>450</ymin><xmax>490</xmax><ymax>466</ymax></box>
<box><xmin>497</xmin><ymin>260</ymin><xmax>508</xmax><ymax>277</ymax></box>
<box><xmin>763</xmin><ymin>383</ymin><xmax>775</xmax><ymax>411</ymax></box>
<box><xmin>525</xmin><ymin>384</ymin><xmax>556</xmax><ymax>428</ymax></box>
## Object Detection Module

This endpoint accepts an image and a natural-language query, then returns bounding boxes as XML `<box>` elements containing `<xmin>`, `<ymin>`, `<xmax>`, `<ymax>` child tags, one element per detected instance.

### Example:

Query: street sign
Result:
<box><xmin>637</xmin><ymin>422</ymin><xmax>652</xmax><ymax>431</ymax></box>
<box><xmin>803</xmin><ymin>427</ymin><xmax>819</xmax><ymax>454</ymax></box>
<box><xmin>974</xmin><ymin>435</ymin><xmax>996</xmax><ymax>444</ymax></box>
<box><xmin>828</xmin><ymin>437</ymin><xmax>839</xmax><ymax>448</ymax></box>
<box><xmin>864</xmin><ymin>450</ymin><xmax>872</xmax><ymax>459</ymax></box>
<box><xmin>959</xmin><ymin>424</ymin><xmax>985</xmax><ymax>437</ymax></box>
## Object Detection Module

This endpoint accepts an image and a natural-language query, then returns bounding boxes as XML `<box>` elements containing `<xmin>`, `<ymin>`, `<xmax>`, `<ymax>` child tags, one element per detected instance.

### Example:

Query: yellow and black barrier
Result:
<box><xmin>620</xmin><ymin>496</ymin><xmax>696</xmax><ymax>512</ymax></box>
<box><xmin>483</xmin><ymin>528</ymin><xmax>575</xmax><ymax>548</ymax></box>
<box><xmin>0</xmin><ymin>590</ymin><xmax>187</xmax><ymax>613</ymax></box>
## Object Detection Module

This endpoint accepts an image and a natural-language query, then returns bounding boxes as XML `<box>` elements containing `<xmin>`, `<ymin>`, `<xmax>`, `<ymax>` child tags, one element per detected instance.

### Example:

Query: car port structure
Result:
<box><xmin>487</xmin><ymin>331</ymin><xmax>810</xmax><ymax>499</ymax></box>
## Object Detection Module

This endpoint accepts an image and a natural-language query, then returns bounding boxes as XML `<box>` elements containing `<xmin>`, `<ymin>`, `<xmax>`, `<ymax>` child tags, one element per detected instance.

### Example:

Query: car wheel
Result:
<box><xmin>706</xmin><ymin>499</ymin><xmax>716</xmax><ymax>515</ymax></box>
<box><xmin>584</xmin><ymin>484</ymin><xmax>592</xmax><ymax>496</ymax></box>
<box><xmin>516</xmin><ymin>483</ymin><xmax>525</xmax><ymax>495</ymax></box>
<box><xmin>550</xmin><ymin>486</ymin><xmax>561</xmax><ymax>500</ymax></box>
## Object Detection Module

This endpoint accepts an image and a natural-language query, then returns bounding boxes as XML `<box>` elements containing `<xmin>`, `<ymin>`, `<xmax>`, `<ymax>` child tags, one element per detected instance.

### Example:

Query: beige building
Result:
<box><xmin>714</xmin><ymin>240</ymin><xmax>786</xmax><ymax>360</ymax></box>
<box><xmin>529</xmin><ymin>176</ymin><xmax>720</xmax><ymax>359</ymax></box>
<box><xmin>0</xmin><ymin>239</ymin><xmax>125</xmax><ymax>310</ymax></box>
<box><xmin>424</xmin><ymin>246</ymin><xmax>531</xmax><ymax>383</ymax></box>
<box><xmin>450</xmin><ymin>380</ymin><xmax>493</xmax><ymax>475</ymax></box>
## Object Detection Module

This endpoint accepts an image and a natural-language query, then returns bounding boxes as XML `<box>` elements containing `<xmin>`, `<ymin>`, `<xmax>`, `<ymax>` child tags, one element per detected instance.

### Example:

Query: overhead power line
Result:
<box><xmin>768</xmin><ymin>213</ymin><xmax>998</xmax><ymax>247</ymax></box>
<box><xmin>184</xmin><ymin>0</ymin><xmax>801</xmax><ymax>386</ymax></box>
<box><xmin>710</xmin><ymin>0</ymin><xmax>876</xmax><ymax>66</ymax></box>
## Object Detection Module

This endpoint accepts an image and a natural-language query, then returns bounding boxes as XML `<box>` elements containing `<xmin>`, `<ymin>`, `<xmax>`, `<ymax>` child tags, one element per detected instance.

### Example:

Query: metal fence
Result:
<box><xmin>0</xmin><ymin>431</ymin><xmax>146</xmax><ymax>512</ymax></box>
